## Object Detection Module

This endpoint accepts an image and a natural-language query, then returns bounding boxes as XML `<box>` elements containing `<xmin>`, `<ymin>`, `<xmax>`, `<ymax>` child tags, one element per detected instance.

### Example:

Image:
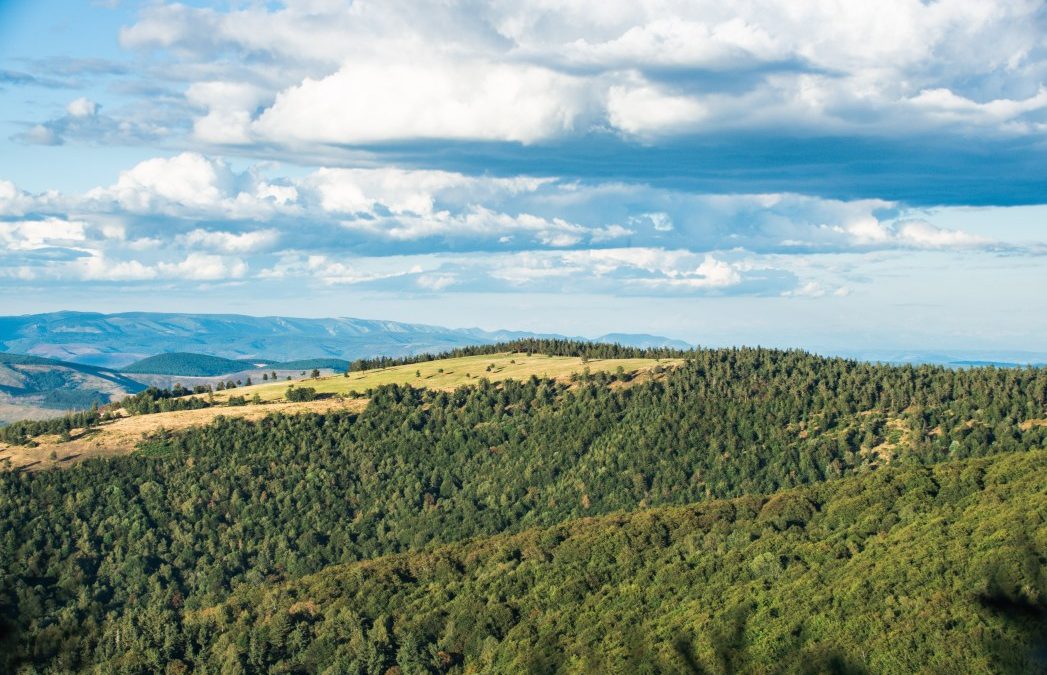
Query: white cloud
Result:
<box><xmin>416</xmin><ymin>272</ymin><xmax>457</xmax><ymax>290</ymax></box>
<box><xmin>106</xmin><ymin>0</ymin><xmax>1047</xmax><ymax>144</ymax></box>
<box><xmin>253</xmin><ymin>59</ymin><xmax>591</xmax><ymax>145</ymax></box>
<box><xmin>66</xmin><ymin>97</ymin><xmax>98</xmax><ymax>118</ymax></box>
<box><xmin>157</xmin><ymin>252</ymin><xmax>248</xmax><ymax>280</ymax></box>
<box><xmin>77</xmin><ymin>254</ymin><xmax>158</xmax><ymax>281</ymax></box>
<box><xmin>186</xmin><ymin>81</ymin><xmax>269</xmax><ymax>144</ymax></box>
<box><xmin>89</xmin><ymin>152</ymin><xmax>231</xmax><ymax>211</ymax></box>
<box><xmin>182</xmin><ymin>228</ymin><xmax>281</xmax><ymax>253</ymax></box>
<box><xmin>836</xmin><ymin>216</ymin><xmax>989</xmax><ymax>249</ymax></box>
<box><xmin>607</xmin><ymin>81</ymin><xmax>707</xmax><ymax>136</ymax></box>
<box><xmin>909</xmin><ymin>87</ymin><xmax>1047</xmax><ymax>126</ymax></box>
<box><xmin>0</xmin><ymin>180</ymin><xmax>34</xmax><ymax>216</ymax></box>
<box><xmin>895</xmin><ymin>220</ymin><xmax>989</xmax><ymax>248</ymax></box>
<box><xmin>309</xmin><ymin>168</ymin><xmax>475</xmax><ymax>215</ymax></box>
<box><xmin>0</xmin><ymin>218</ymin><xmax>86</xmax><ymax>250</ymax></box>
<box><xmin>560</xmin><ymin>17</ymin><xmax>781</xmax><ymax>68</ymax></box>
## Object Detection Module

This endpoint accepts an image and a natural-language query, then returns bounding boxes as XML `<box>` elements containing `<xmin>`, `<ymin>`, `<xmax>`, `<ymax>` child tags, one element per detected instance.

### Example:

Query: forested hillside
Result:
<box><xmin>0</xmin><ymin>347</ymin><xmax>1044</xmax><ymax>672</ymax></box>
<box><xmin>120</xmin><ymin>353</ymin><xmax>262</xmax><ymax>377</ymax></box>
<box><xmin>173</xmin><ymin>449</ymin><xmax>1047</xmax><ymax>673</ymax></box>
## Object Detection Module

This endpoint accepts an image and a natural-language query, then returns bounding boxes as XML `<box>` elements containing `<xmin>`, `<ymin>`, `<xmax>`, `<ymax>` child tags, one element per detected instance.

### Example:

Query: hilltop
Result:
<box><xmin>0</xmin><ymin>348</ymin><xmax>676</xmax><ymax>470</ymax></box>
<box><xmin>121</xmin><ymin>352</ymin><xmax>352</xmax><ymax>377</ymax></box>
<box><xmin>121</xmin><ymin>352</ymin><xmax>267</xmax><ymax>377</ymax></box>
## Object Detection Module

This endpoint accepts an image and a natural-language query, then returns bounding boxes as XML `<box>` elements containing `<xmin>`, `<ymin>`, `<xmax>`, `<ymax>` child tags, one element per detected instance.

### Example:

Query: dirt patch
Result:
<box><xmin>1019</xmin><ymin>418</ymin><xmax>1047</xmax><ymax>432</ymax></box>
<box><xmin>0</xmin><ymin>396</ymin><xmax>367</xmax><ymax>472</ymax></box>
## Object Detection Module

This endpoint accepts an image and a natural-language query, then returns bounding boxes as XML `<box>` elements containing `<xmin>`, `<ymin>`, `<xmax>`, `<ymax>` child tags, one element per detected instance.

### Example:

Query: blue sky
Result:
<box><xmin>0</xmin><ymin>0</ymin><xmax>1045</xmax><ymax>352</ymax></box>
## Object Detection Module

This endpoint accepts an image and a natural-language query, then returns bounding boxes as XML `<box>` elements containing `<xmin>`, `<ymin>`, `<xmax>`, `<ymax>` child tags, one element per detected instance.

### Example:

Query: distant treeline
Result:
<box><xmin>349</xmin><ymin>338</ymin><xmax>689</xmax><ymax>371</ymax></box>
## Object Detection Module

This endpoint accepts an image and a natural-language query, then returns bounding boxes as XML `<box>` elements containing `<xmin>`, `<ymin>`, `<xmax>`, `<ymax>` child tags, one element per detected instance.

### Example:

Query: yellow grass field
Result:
<box><xmin>206</xmin><ymin>352</ymin><xmax>680</xmax><ymax>403</ymax></box>
<box><xmin>0</xmin><ymin>353</ymin><xmax>679</xmax><ymax>472</ymax></box>
<box><xmin>0</xmin><ymin>397</ymin><xmax>366</xmax><ymax>472</ymax></box>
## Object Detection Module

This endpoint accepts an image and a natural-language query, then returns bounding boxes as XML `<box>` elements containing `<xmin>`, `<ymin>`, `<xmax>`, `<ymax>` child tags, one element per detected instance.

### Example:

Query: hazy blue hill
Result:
<box><xmin>275</xmin><ymin>358</ymin><xmax>351</xmax><ymax>371</ymax></box>
<box><xmin>0</xmin><ymin>311</ymin><xmax>689</xmax><ymax>369</ymax></box>
<box><xmin>0</xmin><ymin>351</ymin><xmax>145</xmax><ymax>422</ymax></box>
<box><xmin>0</xmin><ymin>353</ymin><xmax>62</xmax><ymax>367</ymax></box>
<box><xmin>595</xmin><ymin>332</ymin><xmax>693</xmax><ymax>349</ymax></box>
<box><xmin>121</xmin><ymin>352</ymin><xmax>262</xmax><ymax>377</ymax></box>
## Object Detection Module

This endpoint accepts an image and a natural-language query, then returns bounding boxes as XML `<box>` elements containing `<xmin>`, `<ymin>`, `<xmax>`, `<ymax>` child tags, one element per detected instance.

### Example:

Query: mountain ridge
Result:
<box><xmin>0</xmin><ymin>311</ymin><xmax>691</xmax><ymax>369</ymax></box>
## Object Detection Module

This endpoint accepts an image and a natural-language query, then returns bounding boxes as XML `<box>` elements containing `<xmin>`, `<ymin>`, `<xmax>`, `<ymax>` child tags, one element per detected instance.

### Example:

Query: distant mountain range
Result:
<box><xmin>827</xmin><ymin>349</ymin><xmax>1047</xmax><ymax>368</ymax></box>
<box><xmin>0</xmin><ymin>312</ymin><xmax>693</xmax><ymax>370</ymax></box>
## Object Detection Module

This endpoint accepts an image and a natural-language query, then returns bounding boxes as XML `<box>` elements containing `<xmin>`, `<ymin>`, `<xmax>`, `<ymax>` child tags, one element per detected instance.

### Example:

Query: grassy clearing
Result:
<box><xmin>0</xmin><ymin>397</ymin><xmax>366</xmax><ymax>472</ymax></box>
<box><xmin>206</xmin><ymin>352</ymin><xmax>680</xmax><ymax>403</ymax></box>
<box><xmin>0</xmin><ymin>353</ymin><xmax>679</xmax><ymax>471</ymax></box>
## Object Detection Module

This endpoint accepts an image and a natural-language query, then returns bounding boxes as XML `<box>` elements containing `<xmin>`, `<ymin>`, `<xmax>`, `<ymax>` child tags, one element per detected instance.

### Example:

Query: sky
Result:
<box><xmin>0</xmin><ymin>0</ymin><xmax>1045</xmax><ymax>352</ymax></box>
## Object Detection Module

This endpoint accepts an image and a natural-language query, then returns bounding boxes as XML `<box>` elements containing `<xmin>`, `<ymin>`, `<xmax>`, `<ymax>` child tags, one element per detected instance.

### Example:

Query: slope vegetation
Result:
<box><xmin>121</xmin><ymin>352</ymin><xmax>262</xmax><ymax>376</ymax></box>
<box><xmin>0</xmin><ymin>351</ymin><xmax>675</xmax><ymax>469</ymax></box>
<box><xmin>188</xmin><ymin>449</ymin><xmax>1047</xmax><ymax>673</ymax></box>
<box><xmin>0</xmin><ymin>346</ymin><xmax>1044</xmax><ymax>672</ymax></box>
<box><xmin>208</xmin><ymin>351</ymin><xmax>678</xmax><ymax>403</ymax></box>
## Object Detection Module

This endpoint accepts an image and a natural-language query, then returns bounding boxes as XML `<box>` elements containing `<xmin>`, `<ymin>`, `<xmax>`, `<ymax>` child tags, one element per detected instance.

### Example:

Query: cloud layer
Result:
<box><xmin>105</xmin><ymin>0</ymin><xmax>1047</xmax><ymax>148</ymax></box>
<box><xmin>0</xmin><ymin>152</ymin><xmax>1035</xmax><ymax>300</ymax></box>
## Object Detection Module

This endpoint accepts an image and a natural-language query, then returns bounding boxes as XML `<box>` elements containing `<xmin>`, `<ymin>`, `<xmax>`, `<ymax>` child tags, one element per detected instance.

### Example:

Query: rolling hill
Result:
<box><xmin>0</xmin><ymin>342</ymin><xmax>1044</xmax><ymax>672</ymax></box>
<box><xmin>121</xmin><ymin>352</ymin><xmax>266</xmax><ymax>377</ymax></box>
<box><xmin>121</xmin><ymin>352</ymin><xmax>353</xmax><ymax>377</ymax></box>
<box><xmin>0</xmin><ymin>350</ymin><xmax>674</xmax><ymax>470</ymax></box>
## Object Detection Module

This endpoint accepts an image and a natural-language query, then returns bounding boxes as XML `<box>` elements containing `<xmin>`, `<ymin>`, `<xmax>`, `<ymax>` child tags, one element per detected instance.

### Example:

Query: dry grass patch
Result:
<box><xmin>0</xmin><ymin>396</ymin><xmax>367</xmax><ymax>472</ymax></box>
<box><xmin>205</xmin><ymin>352</ymin><xmax>681</xmax><ymax>404</ymax></box>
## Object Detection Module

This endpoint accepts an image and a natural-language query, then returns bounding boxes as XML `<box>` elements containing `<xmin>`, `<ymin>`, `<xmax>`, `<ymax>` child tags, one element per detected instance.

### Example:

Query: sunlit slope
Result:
<box><xmin>1</xmin><ymin>352</ymin><xmax>676</xmax><ymax>471</ymax></box>
<box><xmin>207</xmin><ymin>352</ymin><xmax>680</xmax><ymax>402</ymax></box>
<box><xmin>0</xmin><ymin>397</ymin><xmax>366</xmax><ymax>472</ymax></box>
<box><xmin>185</xmin><ymin>449</ymin><xmax>1047</xmax><ymax>674</ymax></box>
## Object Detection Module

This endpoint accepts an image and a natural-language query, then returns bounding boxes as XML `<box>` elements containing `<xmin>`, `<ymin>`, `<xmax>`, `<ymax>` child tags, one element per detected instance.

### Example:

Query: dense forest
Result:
<box><xmin>121</xmin><ymin>352</ymin><xmax>351</xmax><ymax>377</ymax></box>
<box><xmin>348</xmin><ymin>338</ymin><xmax>687</xmax><ymax>372</ymax></box>
<box><xmin>0</xmin><ymin>346</ymin><xmax>1045</xmax><ymax>672</ymax></box>
<box><xmin>120</xmin><ymin>353</ymin><xmax>257</xmax><ymax>377</ymax></box>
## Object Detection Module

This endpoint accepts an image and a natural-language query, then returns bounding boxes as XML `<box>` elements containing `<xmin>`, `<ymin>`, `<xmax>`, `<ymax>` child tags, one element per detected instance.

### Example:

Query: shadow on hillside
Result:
<box><xmin>68</xmin><ymin>427</ymin><xmax>102</xmax><ymax>442</ymax></box>
<box><xmin>976</xmin><ymin>558</ymin><xmax>1047</xmax><ymax>672</ymax></box>
<box><xmin>682</xmin><ymin>604</ymin><xmax>868</xmax><ymax>675</ymax></box>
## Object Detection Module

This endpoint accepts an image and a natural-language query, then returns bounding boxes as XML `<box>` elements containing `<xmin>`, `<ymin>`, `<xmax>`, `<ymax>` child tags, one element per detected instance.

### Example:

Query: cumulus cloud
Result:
<box><xmin>909</xmin><ymin>87</ymin><xmax>1047</xmax><ymax>127</ymax></box>
<box><xmin>253</xmin><ymin>59</ymin><xmax>591</xmax><ymax>145</ymax></box>
<box><xmin>606</xmin><ymin>82</ymin><xmax>707</xmax><ymax>137</ymax></box>
<box><xmin>66</xmin><ymin>97</ymin><xmax>99</xmax><ymax>118</ymax></box>
<box><xmin>833</xmin><ymin>217</ymin><xmax>990</xmax><ymax>249</ymax></box>
<box><xmin>0</xmin><ymin>217</ymin><xmax>87</xmax><ymax>251</ymax></box>
<box><xmin>157</xmin><ymin>252</ymin><xmax>248</xmax><ymax>280</ymax></box>
<box><xmin>181</xmin><ymin>228</ymin><xmax>281</xmax><ymax>253</ymax></box>
<box><xmin>93</xmin><ymin>0</ymin><xmax>1047</xmax><ymax>147</ymax></box>
<box><xmin>0</xmin><ymin>181</ymin><xmax>35</xmax><ymax>216</ymax></box>
<box><xmin>90</xmin><ymin>152</ymin><xmax>231</xmax><ymax>211</ymax></box>
<box><xmin>0</xmin><ymin>151</ymin><xmax>1033</xmax><ymax>300</ymax></box>
<box><xmin>83</xmin><ymin>153</ymin><xmax>300</xmax><ymax>219</ymax></box>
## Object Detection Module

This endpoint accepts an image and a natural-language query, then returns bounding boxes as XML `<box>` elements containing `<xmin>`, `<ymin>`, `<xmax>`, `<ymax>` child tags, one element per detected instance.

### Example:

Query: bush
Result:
<box><xmin>286</xmin><ymin>386</ymin><xmax>317</xmax><ymax>402</ymax></box>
